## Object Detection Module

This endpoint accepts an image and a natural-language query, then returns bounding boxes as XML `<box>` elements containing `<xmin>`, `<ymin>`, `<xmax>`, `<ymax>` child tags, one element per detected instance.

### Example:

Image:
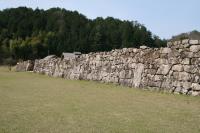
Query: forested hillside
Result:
<box><xmin>170</xmin><ymin>30</ymin><xmax>200</xmax><ymax>41</ymax></box>
<box><xmin>0</xmin><ymin>7</ymin><xmax>166</xmax><ymax>64</ymax></box>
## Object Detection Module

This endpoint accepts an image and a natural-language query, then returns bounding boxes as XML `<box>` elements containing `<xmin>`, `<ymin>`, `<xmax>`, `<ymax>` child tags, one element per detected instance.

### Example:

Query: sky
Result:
<box><xmin>0</xmin><ymin>0</ymin><xmax>199</xmax><ymax>39</ymax></box>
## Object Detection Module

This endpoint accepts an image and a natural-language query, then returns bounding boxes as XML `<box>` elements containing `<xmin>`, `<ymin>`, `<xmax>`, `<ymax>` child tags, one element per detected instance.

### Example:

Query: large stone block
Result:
<box><xmin>172</xmin><ymin>65</ymin><xmax>183</xmax><ymax>72</ymax></box>
<box><xmin>189</xmin><ymin>40</ymin><xmax>199</xmax><ymax>45</ymax></box>
<box><xmin>182</xmin><ymin>39</ymin><xmax>189</xmax><ymax>44</ymax></box>
<box><xmin>155</xmin><ymin>58</ymin><xmax>169</xmax><ymax>65</ymax></box>
<box><xmin>183</xmin><ymin>65</ymin><xmax>198</xmax><ymax>74</ymax></box>
<box><xmin>191</xmin><ymin>91</ymin><xmax>200</xmax><ymax>96</ymax></box>
<box><xmin>173</xmin><ymin>72</ymin><xmax>192</xmax><ymax>81</ymax></box>
<box><xmin>154</xmin><ymin>75</ymin><xmax>164</xmax><ymax>81</ymax></box>
<box><xmin>168</xmin><ymin>50</ymin><xmax>180</xmax><ymax>58</ymax></box>
<box><xmin>132</xmin><ymin>63</ymin><xmax>144</xmax><ymax>87</ymax></box>
<box><xmin>140</xmin><ymin>46</ymin><xmax>149</xmax><ymax>49</ymax></box>
<box><xmin>160</xmin><ymin>48</ymin><xmax>172</xmax><ymax>54</ymax></box>
<box><xmin>157</xmin><ymin>65</ymin><xmax>171</xmax><ymax>75</ymax></box>
<box><xmin>168</xmin><ymin>58</ymin><xmax>180</xmax><ymax>65</ymax></box>
<box><xmin>146</xmin><ymin>69</ymin><xmax>157</xmax><ymax>75</ymax></box>
<box><xmin>190</xmin><ymin>45</ymin><xmax>200</xmax><ymax>52</ymax></box>
<box><xmin>16</xmin><ymin>60</ymin><xmax>34</xmax><ymax>72</ymax></box>
<box><xmin>161</xmin><ymin>80</ymin><xmax>172</xmax><ymax>89</ymax></box>
<box><xmin>178</xmin><ymin>72</ymin><xmax>191</xmax><ymax>81</ymax></box>
<box><xmin>181</xmin><ymin>58</ymin><xmax>190</xmax><ymax>65</ymax></box>
<box><xmin>182</xmin><ymin>82</ymin><xmax>192</xmax><ymax>89</ymax></box>
<box><xmin>148</xmin><ymin>81</ymin><xmax>162</xmax><ymax>88</ymax></box>
<box><xmin>191</xmin><ymin>58</ymin><xmax>200</xmax><ymax>65</ymax></box>
<box><xmin>167</xmin><ymin>42</ymin><xmax>173</xmax><ymax>47</ymax></box>
<box><xmin>191</xmin><ymin>83</ymin><xmax>200</xmax><ymax>91</ymax></box>
<box><xmin>174</xmin><ymin>87</ymin><xmax>182</xmax><ymax>94</ymax></box>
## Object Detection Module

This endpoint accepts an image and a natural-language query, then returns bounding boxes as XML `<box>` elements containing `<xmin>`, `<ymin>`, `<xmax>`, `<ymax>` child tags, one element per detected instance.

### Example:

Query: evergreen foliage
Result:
<box><xmin>0</xmin><ymin>7</ymin><xmax>166</xmax><ymax>63</ymax></box>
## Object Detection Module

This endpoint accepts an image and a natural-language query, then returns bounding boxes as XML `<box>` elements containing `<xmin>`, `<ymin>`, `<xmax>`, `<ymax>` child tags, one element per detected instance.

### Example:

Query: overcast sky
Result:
<box><xmin>0</xmin><ymin>0</ymin><xmax>199</xmax><ymax>39</ymax></box>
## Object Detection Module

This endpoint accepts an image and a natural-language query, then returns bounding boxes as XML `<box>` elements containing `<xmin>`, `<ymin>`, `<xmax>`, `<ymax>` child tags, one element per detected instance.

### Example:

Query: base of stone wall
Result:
<box><xmin>34</xmin><ymin>71</ymin><xmax>200</xmax><ymax>96</ymax></box>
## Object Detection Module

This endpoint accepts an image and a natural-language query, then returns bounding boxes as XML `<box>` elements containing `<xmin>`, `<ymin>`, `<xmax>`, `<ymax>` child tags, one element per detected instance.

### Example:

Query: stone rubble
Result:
<box><xmin>16</xmin><ymin>60</ymin><xmax>34</xmax><ymax>72</ymax></box>
<box><xmin>16</xmin><ymin>40</ymin><xmax>200</xmax><ymax>96</ymax></box>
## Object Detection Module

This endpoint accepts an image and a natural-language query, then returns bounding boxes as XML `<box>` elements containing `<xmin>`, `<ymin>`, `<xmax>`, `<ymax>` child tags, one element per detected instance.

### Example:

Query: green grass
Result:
<box><xmin>0</xmin><ymin>67</ymin><xmax>200</xmax><ymax>133</ymax></box>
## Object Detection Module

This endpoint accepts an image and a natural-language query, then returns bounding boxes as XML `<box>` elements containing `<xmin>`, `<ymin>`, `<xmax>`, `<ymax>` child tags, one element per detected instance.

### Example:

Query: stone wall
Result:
<box><xmin>16</xmin><ymin>60</ymin><xmax>34</xmax><ymax>72</ymax></box>
<box><xmin>17</xmin><ymin>39</ymin><xmax>200</xmax><ymax>96</ymax></box>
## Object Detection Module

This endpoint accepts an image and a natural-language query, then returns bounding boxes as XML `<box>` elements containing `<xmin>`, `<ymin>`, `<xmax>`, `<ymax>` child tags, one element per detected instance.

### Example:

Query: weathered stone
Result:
<box><xmin>167</xmin><ymin>42</ymin><xmax>173</xmax><ymax>47</ymax></box>
<box><xmin>146</xmin><ymin>69</ymin><xmax>157</xmax><ymax>75</ymax></box>
<box><xmin>161</xmin><ymin>80</ymin><xmax>172</xmax><ymax>89</ymax></box>
<box><xmin>148</xmin><ymin>81</ymin><xmax>162</xmax><ymax>88</ymax></box>
<box><xmin>184</xmin><ymin>43</ymin><xmax>190</xmax><ymax>48</ymax></box>
<box><xmin>183</xmin><ymin>51</ymin><xmax>194</xmax><ymax>58</ymax></box>
<box><xmin>190</xmin><ymin>45</ymin><xmax>200</xmax><ymax>52</ymax></box>
<box><xmin>168</xmin><ymin>50</ymin><xmax>180</xmax><ymax>58</ymax></box>
<box><xmin>119</xmin><ymin>70</ymin><xmax>126</xmax><ymax>79</ymax></box>
<box><xmin>155</xmin><ymin>58</ymin><xmax>169</xmax><ymax>65</ymax></box>
<box><xmin>189</xmin><ymin>40</ymin><xmax>199</xmax><ymax>45</ymax></box>
<box><xmin>122</xmin><ymin>48</ymin><xmax>128</xmax><ymax>52</ymax></box>
<box><xmin>181</xmin><ymin>89</ymin><xmax>188</xmax><ymax>95</ymax></box>
<box><xmin>132</xmin><ymin>63</ymin><xmax>144</xmax><ymax>87</ymax></box>
<box><xmin>173</xmin><ymin>72</ymin><xmax>191</xmax><ymax>81</ymax></box>
<box><xmin>193</xmin><ymin>51</ymin><xmax>200</xmax><ymax>58</ymax></box>
<box><xmin>140</xmin><ymin>46</ymin><xmax>149</xmax><ymax>49</ymax></box>
<box><xmin>132</xmin><ymin>48</ymin><xmax>138</xmax><ymax>53</ymax></box>
<box><xmin>172</xmin><ymin>80</ymin><xmax>181</xmax><ymax>87</ymax></box>
<box><xmin>160</xmin><ymin>48</ymin><xmax>172</xmax><ymax>54</ymax></box>
<box><xmin>174</xmin><ymin>41</ymin><xmax>181</xmax><ymax>45</ymax></box>
<box><xmin>168</xmin><ymin>58</ymin><xmax>179</xmax><ymax>65</ymax></box>
<box><xmin>183</xmin><ymin>65</ymin><xmax>198</xmax><ymax>74</ymax></box>
<box><xmin>191</xmin><ymin>58</ymin><xmax>200</xmax><ymax>65</ymax></box>
<box><xmin>160</xmin><ymin>53</ymin><xmax>168</xmax><ymax>58</ymax></box>
<box><xmin>194</xmin><ymin>76</ymin><xmax>200</xmax><ymax>83</ymax></box>
<box><xmin>182</xmin><ymin>82</ymin><xmax>192</xmax><ymax>89</ymax></box>
<box><xmin>157</xmin><ymin>65</ymin><xmax>171</xmax><ymax>75</ymax></box>
<box><xmin>181</xmin><ymin>58</ymin><xmax>190</xmax><ymax>65</ymax></box>
<box><xmin>182</xmin><ymin>39</ymin><xmax>189</xmax><ymax>44</ymax></box>
<box><xmin>191</xmin><ymin>91</ymin><xmax>200</xmax><ymax>96</ymax></box>
<box><xmin>172</xmin><ymin>65</ymin><xmax>183</xmax><ymax>72</ymax></box>
<box><xmin>16</xmin><ymin>60</ymin><xmax>34</xmax><ymax>72</ymax></box>
<box><xmin>178</xmin><ymin>72</ymin><xmax>191</xmax><ymax>81</ymax></box>
<box><xmin>174</xmin><ymin>87</ymin><xmax>182</xmax><ymax>94</ymax></box>
<box><xmin>191</xmin><ymin>83</ymin><xmax>200</xmax><ymax>91</ymax></box>
<box><xmin>154</xmin><ymin>75</ymin><xmax>163</xmax><ymax>81</ymax></box>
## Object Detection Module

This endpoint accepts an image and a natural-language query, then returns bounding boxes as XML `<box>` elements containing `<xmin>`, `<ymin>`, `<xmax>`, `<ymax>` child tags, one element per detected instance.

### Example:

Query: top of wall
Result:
<box><xmin>167</xmin><ymin>39</ymin><xmax>200</xmax><ymax>49</ymax></box>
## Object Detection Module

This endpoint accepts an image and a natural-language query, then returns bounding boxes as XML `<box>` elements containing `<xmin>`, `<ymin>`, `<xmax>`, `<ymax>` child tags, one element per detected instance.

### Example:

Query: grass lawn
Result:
<box><xmin>0</xmin><ymin>67</ymin><xmax>200</xmax><ymax>133</ymax></box>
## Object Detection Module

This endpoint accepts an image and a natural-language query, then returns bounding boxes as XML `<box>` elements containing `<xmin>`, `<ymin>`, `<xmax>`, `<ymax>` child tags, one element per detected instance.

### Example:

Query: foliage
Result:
<box><xmin>0</xmin><ymin>7</ymin><xmax>166</xmax><ymax>63</ymax></box>
<box><xmin>2</xmin><ymin>57</ymin><xmax>16</xmax><ymax>65</ymax></box>
<box><xmin>170</xmin><ymin>30</ymin><xmax>200</xmax><ymax>41</ymax></box>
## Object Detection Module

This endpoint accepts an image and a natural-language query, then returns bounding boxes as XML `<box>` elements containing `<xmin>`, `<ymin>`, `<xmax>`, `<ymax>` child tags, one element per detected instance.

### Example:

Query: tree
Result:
<box><xmin>0</xmin><ymin>7</ymin><xmax>167</xmax><ymax>62</ymax></box>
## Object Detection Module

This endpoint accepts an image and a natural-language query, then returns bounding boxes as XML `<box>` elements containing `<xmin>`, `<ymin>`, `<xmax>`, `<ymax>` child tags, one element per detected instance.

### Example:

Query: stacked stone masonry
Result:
<box><xmin>16</xmin><ymin>39</ymin><xmax>200</xmax><ymax>96</ymax></box>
